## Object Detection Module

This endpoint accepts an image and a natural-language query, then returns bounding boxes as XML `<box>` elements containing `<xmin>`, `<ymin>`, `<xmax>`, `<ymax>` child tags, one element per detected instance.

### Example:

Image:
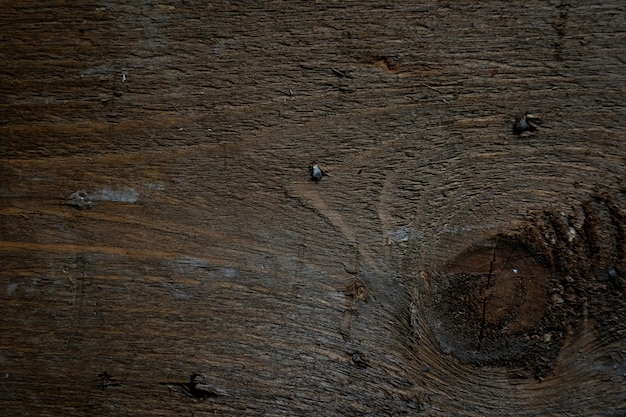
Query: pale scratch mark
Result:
<box><xmin>290</xmin><ymin>181</ymin><xmax>381</xmax><ymax>274</ymax></box>
<box><xmin>292</xmin><ymin>181</ymin><xmax>357</xmax><ymax>242</ymax></box>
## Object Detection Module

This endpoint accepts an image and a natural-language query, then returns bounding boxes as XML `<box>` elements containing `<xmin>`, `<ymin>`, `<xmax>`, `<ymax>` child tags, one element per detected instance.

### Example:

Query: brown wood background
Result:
<box><xmin>1</xmin><ymin>1</ymin><xmax>625</xmax><ymax>416</ymax></box>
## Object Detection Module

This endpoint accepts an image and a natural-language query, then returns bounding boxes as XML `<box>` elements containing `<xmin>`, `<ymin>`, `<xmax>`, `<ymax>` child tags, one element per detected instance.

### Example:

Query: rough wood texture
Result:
<box><xmin>1</xmin><ymin>1</ymin><xmax>625</xmax><ymax>416</ymax></box>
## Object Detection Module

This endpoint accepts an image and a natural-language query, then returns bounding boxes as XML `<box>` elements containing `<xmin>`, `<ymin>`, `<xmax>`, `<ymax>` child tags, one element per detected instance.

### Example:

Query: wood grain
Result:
<box><xmin>1</xmin><ymin>1</ymin><xmax>625</xmax><ymax>415</ymax></box>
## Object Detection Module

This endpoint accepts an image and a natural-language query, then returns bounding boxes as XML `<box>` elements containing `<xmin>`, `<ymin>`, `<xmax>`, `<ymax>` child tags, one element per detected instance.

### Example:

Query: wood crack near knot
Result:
<box><xmin>478</xmin><ymin>244</ymin><xmax>498</xmax><ymax>351</ymax></box>
<box><xmin>159</xmin><ymin>373</ymin><xmax>228</xmax><ymax>400</ymax></box>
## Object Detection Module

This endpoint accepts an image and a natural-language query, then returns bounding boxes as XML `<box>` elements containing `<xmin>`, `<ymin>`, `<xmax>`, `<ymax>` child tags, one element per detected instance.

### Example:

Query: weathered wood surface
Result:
<box><xmin>1</xmin><ymin>1</ymin><xmax>625</xmax><ymax>416</ymax></box>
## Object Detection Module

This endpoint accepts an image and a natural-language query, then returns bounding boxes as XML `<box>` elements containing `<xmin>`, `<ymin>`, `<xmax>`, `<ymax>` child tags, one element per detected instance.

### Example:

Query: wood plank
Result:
<box><xmin>1</xmin><ymin>1</ymin><xmax>625</xmax><ymax>415</ymax></box>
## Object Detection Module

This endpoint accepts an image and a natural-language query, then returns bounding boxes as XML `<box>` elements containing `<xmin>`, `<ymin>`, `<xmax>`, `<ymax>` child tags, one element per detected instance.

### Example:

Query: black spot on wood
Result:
<box><xmin>160</xmin><ymin>373</ymin><xmax>226</xmax><ymax>400</ymax></box>
<box><xmin>606</xmin><ymin>265</ymin><xmax>623</xmax><ymax>291</ymax></box>
<box><xmin>351</xmin><ymin>352</ymin><xmax>369</xmax><ymax>369</ymax></box>
<box><xmin>66</xmin><ymin>190</ymin><xmax>92</xmax><ymax>209</ymax></box>
<box><xmin>98</xmin><ymin>371</ymin><xmax>120</xmax><ymax>389</ymax></box>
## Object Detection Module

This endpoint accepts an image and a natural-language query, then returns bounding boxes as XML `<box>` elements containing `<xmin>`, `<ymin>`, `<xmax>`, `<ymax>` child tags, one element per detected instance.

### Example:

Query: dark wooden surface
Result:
<box><xmin>1</xmin><ymin>1</ymin><xmax>625</xmax><ymax>416</ymax></box>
